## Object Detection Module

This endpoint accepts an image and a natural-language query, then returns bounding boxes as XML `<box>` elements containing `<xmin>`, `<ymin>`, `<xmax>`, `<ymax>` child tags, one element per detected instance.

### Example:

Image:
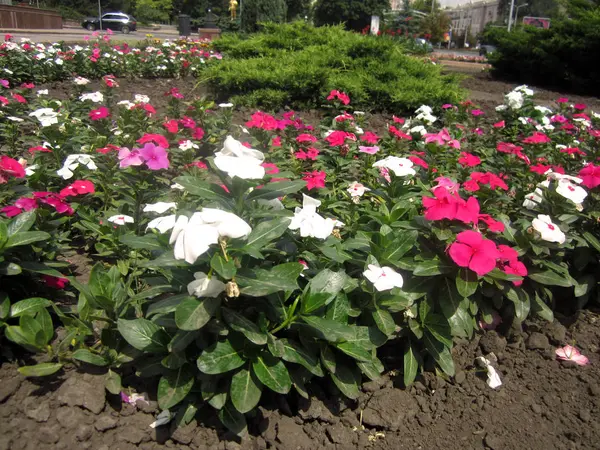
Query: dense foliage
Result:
<box><xmin>484</xmin><ymin>7</ymin><xmax>600</xmax><ymax>96</ymax></box>
<box><xmin>239</xmin><ymin>0</ymin><xmax>288</xmax><ymax>32</ymax></box>
<box><xmin>204</xmin><ymin>22</ymin><xmax>463</xmax><ymax>111</ymax></box>
<box><xmin>313</xmin><ymin>0</ymin><xmax>390</xmax><ymax>31</ymax></box>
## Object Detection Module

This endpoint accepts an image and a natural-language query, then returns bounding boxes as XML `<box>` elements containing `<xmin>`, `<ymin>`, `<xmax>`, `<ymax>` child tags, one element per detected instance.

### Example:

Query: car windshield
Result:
<box><xmin>130</xmin><ymin>16</ymin><xmax>137</xmax><ymax>21</ymax></box>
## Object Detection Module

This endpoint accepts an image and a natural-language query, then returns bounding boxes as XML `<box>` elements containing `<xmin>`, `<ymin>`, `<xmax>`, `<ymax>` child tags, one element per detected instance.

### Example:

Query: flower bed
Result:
<box><xmin>0</xmin><ymin>75</ymin><xmax>599</xmax><ymax>435</ymax></box>
<box><xmin>0</xmin><ymin>33</ymin><xmax>221</xmax><ymax>85</ymax></box>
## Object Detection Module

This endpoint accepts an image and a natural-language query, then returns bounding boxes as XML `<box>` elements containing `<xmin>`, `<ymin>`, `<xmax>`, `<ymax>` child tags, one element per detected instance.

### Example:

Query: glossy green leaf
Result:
<box><xmin>106</xmin><ymin>370</ymin><xmax>122</xmax><ymax>395</ymax></box>
<box><xmin>252</xmin><ymin>353</ymin><xmax>292</xmax><ymax>394</ymax></box>
<box><xmin>0</xmin><ymin>294</ymin><xmax>10</xmax><ymax>320</ymax></box>
<box><xmin>300</xmin><ymin>316</ymin><xmax>355</xmax><ymax>343</ymax></box>
<box><xmin>218</xmin><ymin>402</ymin><xmax>247</xmax><ymax>437</ymax></box>
<box><xmin>246</xmin><ymin>180</ymin><xmax>306</xmax><ymax>201</ymax></box>
<box><xmin>330</xmin><ymin>363</ymin><xmax>360</xmax><ymax>399</ymax></box>
<box><xmin>72</xmin><ymin>349</ymin><xmax>108</xmax><ymax>366</ymax></box>
<box><xmin>423</xmin><ymin>332</ymin><xmax>455</xmax><ymax>376</ymax></box>
<box><xmin>280</xmin><ymin>338</ymin><xmax>324</xmax><ymax>377</ymax></box>
<box><xmin>528</xmin><ymin>270</ymin><xmax>573</xmax><ymax>287</ymax></box>
<box><xmin>210</xmin><ymin>253</ymin><xmax>236</xmax><ymax>279</ymax></box>
<box><xmin>424</xmin><ymin>313</ymin><xmax>453</xmax><ymax>348</ymax></box>
<box><xmin>10</xmin><ymin>297</ymin><xmax>51</xmax><ymax>318</ymax></box>
<box><xmin>0</xmin><ymin>262</ymin><xmax>21</xmax><ymax>276</ymax></box>
<box><xmin>230</xmin><ymin>366</ymin><xmax>263</xmax><ymax>414</ymax></box>
<box><xmin>119</xmin><ymin>234</ymin><xmax>163</xmax><ymax>250</ymax></box>
<box><xmin>381</xmin><ymin>230</ymin><xmax>418</xmax><ymax>263</ymax></box>
<box><xmin>413</xmin><ymin>259</ymin><xmax>453</xmax><ymax>276</ymax></box>
<box><xmin>371</xmin><ymin>308</ymin><xmax>395</xmax><ymax>337</ymax></box>
<box><xmin>7</xmin><ymin>210</ymin><xmax>36</xmax><ymax>235</ymax></box>
<box><xmin>238</xmin><ymin>263</ymin><xmax>303</xmax><ymax>297</ymax></box>
<box><xmin>175</xmin><ymin>297</ymin><xmax>220</xmax><ymax>331</ymax></box>
<box><xmin>403</xmin><ymin>343</ymin><xmax>419</xmax><ymax>387</ymax></box>
<box><xmin>456</xmin><ymin>268</ymin><xmax>478</xmax><ymax>298</ymax></box>
<box><xmin>197</xmin><ymin>339</ymin><xmax>245</xmax><ymax>374</ymax></box>
<box><xmin>357</xmin><ymin>357</ymin><xmax>384</xmax><ymax>381</ymax></box>
<box><xmin>245</xmin><ymin>218</ymin><xmax>291</xmax><ymax>249</ymax></box>
<box><xmin>173</xmin><ymin>176</ymin><xmax>224</xmax><ymax>200</ymax></box>
<box><xmin>504</xmin><ymin>285</ymin><xmax>531</xmax><ymax>322</ymax></box>
<box><xmin>222</xmin><ymin>308</ymin><xmax>267</xmax><ymax>345</ymax></box>
<box><xmin>117</xmin><ymin>318</ymin><xmax>170</xmax><ymax>352</ymax></box>
<box><xmin>5</xmin><ymin>231</ymin><xmax>50</xmax><ymax>248</ymax></box>
<box><xmin>531</xmin><ymin>293</ymin><xmax>554</xmax><ymax>322</ymax></box>
<box><xmin>157</xmin><ymin>366</ymin><xmax>195</xmax><ymax>409</ymax></box>
<box><xmin>18</xmin><ymin>363</ymin><xmax>63</xmax><ymax>377</ymax></box>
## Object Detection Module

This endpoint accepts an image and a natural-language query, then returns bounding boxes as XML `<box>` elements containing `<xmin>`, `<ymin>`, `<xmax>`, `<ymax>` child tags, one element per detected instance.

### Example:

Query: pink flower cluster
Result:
<box><xmin>326</xmin><ymin>90</ymin><xmax>350</xmax><ymax>105</ymax></box>
<box><xmin>118</xmin><ymin>143</ymin><xmax>170</xmax><ymax>170</ymax></box>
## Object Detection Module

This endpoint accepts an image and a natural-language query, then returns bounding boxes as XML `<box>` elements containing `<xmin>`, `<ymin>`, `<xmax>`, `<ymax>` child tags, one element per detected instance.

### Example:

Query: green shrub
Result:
<box><xmin>313</xmin><ymin>0</ymin><xmax>390</xmax><ymax>31</ymax></box>
<box><xmin>240</xmin><ymin>0</ymin><xmax>288</xmax><ymax>32</ymax></box>
<box><xmin>204</xmin><ymin>22</ymin><xmax>464</xmax><ymax>112</ymax></box>
<box><xmin>484</xmin><ymin>11</ymin><xmax>600</xmax><ymax>96</ymax></box>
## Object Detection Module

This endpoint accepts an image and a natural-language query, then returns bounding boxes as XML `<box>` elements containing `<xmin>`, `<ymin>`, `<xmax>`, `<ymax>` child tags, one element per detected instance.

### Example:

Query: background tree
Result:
<box><xmin>240</xmin><ymin>0</ymin><xmax>287</xmax><ymax>31</ymax></box>
<box><xmin>411</xmin><ymin>0</ymin><xmax>441</xmax><ymax>13</ymax></box>
<box><xmin>420</xmin><ymin>10</ymin><xmax>451</xmax><ymax>43</ymax></box>
<box><xmin>387</xmin><ymin>0</ymin><xmax>424</xmax><ymax>35</ymax></box>
<box><xmin>313</xmin><ymin>0</ymin><xmax>390</xmax><ymax>31</ymax></box>
<box><xmin>134</xmin><ymin>0</ymin><xmax>173</xmax><ymax>22</ymax></box>
<box><xmin>285</xmin><ymin>0</ymin><xmax>312</xmax><ymax>21</ymax></box>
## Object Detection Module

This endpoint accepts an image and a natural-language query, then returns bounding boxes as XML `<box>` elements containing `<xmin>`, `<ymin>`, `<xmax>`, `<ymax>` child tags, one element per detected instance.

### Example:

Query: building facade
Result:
<box><xmin>446</xmin><ymin>0</ymin><xmax>499</xmax><ymax>35</ymax></box>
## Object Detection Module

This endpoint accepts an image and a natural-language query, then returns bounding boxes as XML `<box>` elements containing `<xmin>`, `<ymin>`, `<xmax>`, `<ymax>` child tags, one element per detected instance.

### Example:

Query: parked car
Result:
<box><xmin>415</xmin><ymin>38</ymin><xmax>434</xmax><ymax>53</ymax></box>
<box><xmin>81</xmin><ymin>12</ymin><xmax>137</xmax><ymax>33</ymax></box>
<box><xmin>479</xmin><ymin>44</ymin><xmax>497</xmax><ymax>56</ymax></box>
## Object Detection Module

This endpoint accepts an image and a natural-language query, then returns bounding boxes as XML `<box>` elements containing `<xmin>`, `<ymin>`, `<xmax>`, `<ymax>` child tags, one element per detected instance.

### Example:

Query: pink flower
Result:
<box><xmin>465</xmin><ymin>172</ymin><xmax>509</xmax><ymax>191</ymax></box>
<box><xmin>0</xmin><ymin>156</ymin><xmax>25</xmax><ymax>183</ymax></box>
<box><xmin>246</xmin><ymin>111</ymin><xmax>278</xmax><ymax>130</ymax></box>
<box><xmin>15</xmin><ymin>197</ymin><xmax>38</xmax><ymax>211</ymax></box>
<box><xmin>560</xmin><ymin>147</ymin><xmax>585</xmax><ymax>157</ymax></box>
<box><xmin>0</xmin><ymin>79</ymin><xmax>9</xmax><ymax>88</ymax></box>
<box><xmin>551</xmin><ymin>114</ymin><xmax>568</xmax><ymax>123</ymax></box>
<box><xmin>185</xmin><ymin>161</ymin><xmax>208</xmax><ymax>170</ymax></box>
<box><xmin>522</xmin><ymin>131</ymin><xmax>551</xmax><ymax>144</ymax></box>
<box><xmin>89</xmin><ymin>106</ymin><xmax>110</xmax><ymax>120</ymax></box>
<box><xmin>163</xmin><ymin>119</ymin><xmax>179</xmax><ymax>133</ymax></box>
<box><xmin>408</xmin><ymin>155</ymin><xmax>428</xmax><ymax>169</ymax></box>
<box><xmin>60</xmin><ymin>180</ymin><xmax>95</xmax><ymax>198</ymax></box>
<box><xmin>137</xmin><ymin>133</ymin><xmax>169</xmax><ymax>149</ymax></box>
<box><xmin>166</xmin><ymin>87</ymin><xmax>184</xmax><ymax>99</ymax></box>
<box><xmin>262</xmin><ymin>163</ymin><xmax>279</xmax><ymax>174</ymax></box>
<box><xmin>478</xmin><ymin>214</ymin><xmax>505</xmax><ymax>232</ymax></box>
<box><xmin>42</xmin><ymin>275</ymin><xmax>69</xmax><ymax>289</ymax></box>
<box><xmin>555</xmin><ymin>345</ymin><xmax>589</xmax><ymax>365</ymax></box>
<box><xmin>502</xmin><ymin>260</ymin><xmax>528</xmax><ymax>286</ymax></box>
<box><xmin>296</xmin><ymin>134</ymin><xmax>317</xmax><ymax>144</ymax></box>
<box><xmin>389</xmin><ymin>125</ymin><xmax>412</xmax><ymax>140</ymax></box>
<box><xmin>573</xmin><ymin>103</ymin><xmax>587</xmax><ymax>111</ymax></box>
<box><xmin>139</xmin><ymin>143</ymin><xmax>169</xmax><ymax>170</ymax></box>
<box><xmin>442</xmin><ymin>104</ymin><xmax>454</xmax><ymax>109</ymax></box>
<box><xmin>471</xmin><ymin>109</ymin><xmax>484</xmax><ymax>116</ymax></box>
<box><xmin>361</xmin><ymin>131</ymin><xmax>380</xmax><ymax>144</ymax></box>
<box><xmin>1</xmin><ymin>206</ymin><xmax>23</xmax><ymax>217</ymax></box>
<box><xmin>432</xmin><ymin>177</ymin><xmax>459</xmax><ymax>194</ymax></box>
<box><xmin>272</xmin><ymin>136</ymin><xmax>281</xmax><ymax>147</ymax></box>
<box><xmin>179</xmin><ymin>116</ymin><xmax>196</xmax><ymax>129</ymax></box>
<box><xmin>458</xmin><ymin>152</ymin><xmax>481</xmax><ymax>167</ymax></box>
<box><xmin>302</xmin><ymin>171</ymin><xmax>326</xmax><ymax>190</ymax></box>
<box><xmin>579</xmin><ymin>163</ymin><xmax>600</xmax><ymax>189</ymax></box>
<box><xmin>295</xmin><ymin>150</ymin><xmax>308</xmax><ymax>160</ymax></box>
<box><xmin>392</xmin><ymin>115</ymin><xmax>405</xmax><ymax>124</ymax></box>
<box><xmin>448</xmin><ymin>230</ymin><xmax>501</xmax><ymax>276</ymax></box>
<box><xmin>192</xmin><ymin>127</ymin><xmax>205</xmax><ymax>140</ymax></box>
<box><xmin>325</xmin><ymin>130</ymin><xmax>356</xmax><ymax>147</ymax></box>
<box><xmin>497</xmin><ymin>142</ymin><xmax>523</xmax><ymax>154</ymax></box>
<box><xmin>118</xmin><ymin>147</ymin><xmax>144</xmax><ymax>168</ymax></box>
<box><xmin>11</xmin><ymin>93</ymin><xmax>26</xmax><ymax>103</ymax></box>
<box><xmin>556</xmin><ymin>97</ymin><xmax>568</xmax><ymax>103</ymax></box>
<box><xmin>0</xmin><ymin>96</ymin><xmax>8</xmax><ymax>106</ymax></box>
<box><xmin>326</xmin><ymin>90</ymin><xmax>350</xmax><ymax>105</ymax></box>
<box><xmin>530</xmin><ymin>163</ymin><xmax>550</xmax><ymax>175</ymax></box>
<box><xmin>306</xmin><ymin>147</ymin><xmax>320</xmax><ymax>160</ymax></box>
<box><xmin>359</xmin><ymin>145</ymin><xmax>379</xmax><ymax>155</ymax></box>
<box><xmin>493</xmin><ymin>120</ymin><xmax>505</xmax><ymax>128</ymax></box>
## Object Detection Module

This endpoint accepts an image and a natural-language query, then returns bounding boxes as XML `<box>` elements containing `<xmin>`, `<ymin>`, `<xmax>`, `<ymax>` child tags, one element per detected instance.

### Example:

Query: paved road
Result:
<box><xmin>3</xmin><ymin>29</ymin><xmax>183</xmax><ymax>44</ymax></box>
<box><xmin>434</xmin><ymin>48</ymin><xmax>481</xmax><ymax>58</ymax></box>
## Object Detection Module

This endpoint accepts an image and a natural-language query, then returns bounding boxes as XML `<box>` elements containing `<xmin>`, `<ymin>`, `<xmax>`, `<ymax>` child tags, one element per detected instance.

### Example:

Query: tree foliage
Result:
<box><xmin>240</xmin><ymin>0</ymin><xmax>288</xmax><ymax>31</ymax></box>
<box><xmin>420</xmin><ymin>10</ymin><xmax>450</xmax><ymax>43</ymax></box>
<box><xmin>313</xmin><ymin>0</ymin><xmax>390</xmax><ymax>31</ymax></box>
<box><xmin>134</xmin><ymin>0</ymin><xmax>173</xmax><ymax>22</ymax></box>
<box><xmin>285</xmin><ymin>0</ymin><xmax>312</xmax><ymax>21</ymax></box>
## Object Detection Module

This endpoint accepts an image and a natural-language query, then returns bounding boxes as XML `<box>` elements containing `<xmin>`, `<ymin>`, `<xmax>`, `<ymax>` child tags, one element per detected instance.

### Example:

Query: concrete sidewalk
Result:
<box><xmin>0</xmin><ymin>26</ymin><xmax>178</xmax><ymax>35</ymax></box>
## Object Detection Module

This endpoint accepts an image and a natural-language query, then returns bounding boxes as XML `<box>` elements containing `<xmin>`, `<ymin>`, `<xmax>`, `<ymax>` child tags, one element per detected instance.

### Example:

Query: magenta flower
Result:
<box><xmin>89</xmin><ymin>106</ymin><xmax>110</xmax><ymax>121</ymax></box>
<box><xmin>448</xmin><ymin>230</ymin><xmax>500</xmax><ymax>276</ymax></box>
<box><xmin>0</xmin><ymin>79</ymin><xmax>9</xmax><ymax>89</ymax></box>
<box><xmin>118</xmin><ymin>147</ymin><xmax>144</xmax><ymax>168</ymax></box>
<box><xmin>555</xmin><ymin>345</ymin><xmax>589</xmax><ymax>365</ymax></box>
<box><xmin>139</xmin><ymin>143</ymin><xmax>169</xmax><ymax>170</ymax></box>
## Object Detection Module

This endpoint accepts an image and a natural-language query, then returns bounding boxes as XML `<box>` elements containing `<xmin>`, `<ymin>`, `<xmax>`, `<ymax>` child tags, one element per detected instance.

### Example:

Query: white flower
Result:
<box><xmin>214</xmin><ymin>136</ymin><xmax>265</xmax><ymax>180</ymax></box>
<box><xmin>523</xmin><ymin>189</ymin><xmax>543</xmax><ymax>209</ymax></box>
<box><xmin>363</xmin><ymin>264</ymin><xmax>404</xmax><ymax>292</ymax></box>
<box><xmin>25</xmin><ymin>164</ymin><xmax>38</xmax><ymax>176</ymax></box>
<box><xmin>415</xmin><ymin>112</ymin><xmax>437</xmax><ymax>124</ymax></box>
<box><xmin>79</xmin><ymin>92</ymin><xmax>104</xmax><ymax>103</ymax></box>
<box><xmin>592</xmin><ymin>112</ymin><xmax>600</xmax><ymax>119</ymax></box>
<box><xmin>514</xmin><ymin>84</ymin><xmax>534</xmax><ymax>96</ymax></box>
<box><xmin>56</xmin><ymin>154</ymin><xmax>97</xmax><ymax>180</ymax></box>
<box><xmin>73</xmin><ymin>76</ymin><xmax>90</xmax><ymax>85</ymax></box>
<box><xmin>7</xmin><ymin>116</ymin><xmax>24</xmax><ymax>122</ymax></box>
<box><xmin>518</xmin><ymin>117</ymin><xmax>529</xmax><ymax>125</ymax></box>
<box><xmin>3</xmin><ymin>68</ymin><xmax>14</xmax><ymax>74</ymax></box>
<box><xmin>354</xmin><ymin>111</ymin><xmax>365</xmax><ymax>116</ymax></box>
<box><xmin>373</xmin><ymin>156</ymin><xmax>416</xmax><ymax>177</ymax></box>
<box><xmin>555</xmin><ymin>179</ymin><xmax>587</xmax><ymax>205</ymax></box>
<box><xmin>29</xmin><ymin>107</ymin><xmax>58</xmax><ymax>127</ymax></box>
<box><xmin>55</xmin><ymin>58</ymin><xmax>63</xmax><ymax>66</ymax></box>
<box><xmin>505</xmin><ymin>91</ymin><xmax>524</xmax><ymax>110</ymax></box>
<box><xmin>289</xmin><ymin>194</ymin><xmax>339</xmax><ymax>240</ymax></box>
<box><xmin>495</xmin><ymin>105</ymin><xmax>507</xmax><ymax>112</ymax></box>
<box><xmin>36</xmin><ymin>89</ymin><xmax>48</xmax><ymax>97</ymax></box>
<box><xmin>117</xmin><ymin>100</ymin><xmax>135</xmax><ymax>109</ymax></box>
<box><xmin>36</xmin><ymin>52</ymin><xmax>46</xmax><ymax>59</ymax></box>
<box><xmin>532</xmin><ymin>214</ymin><xmax>565</xmax><ymax>244</ymax></box>
<box><xmin>178</xmin><ymin>139</ymin><xmax>198</xmax><ymax>151</ymax></box>
<box><xmin>534</xmin><ymin>106</ymin><xmax>552</xmax><ymax>115</ymax></box>
<box><xmin>347</xmin><ymin>181</ymin><xmax>370</xmax><ymax>198</ymax></box>
<box><xmin>409</xmin><ymin>125</ymin><xmax>427</xmax><ymax>136</ymax></box>
<box><xmin>134</xmin><ymin>94</ymin><xmax>150</xmax><ymax>104</ymax></box>
<box><xmin>355</xmin><ymin>126</ymin><xmax>364</xmax><ymax>135</ymax></box>
<box><xmin>415</xmin><ymin>105</ymin><xmax>433</xmax><ymax>115</ymax></box>
<box><xmin>187</xmin><ymin>272</ymin><xmax>226</xmax><ymax>298</ymax></box>
<box><xmin>108</xmin><ymin>215</ymin><xmax>135</xmax><ymax>225</ymax></box>
<box><xmin>475</xmin><ymin>356</ymin><xmax>502</xmax><ymax>389</ymax></box>
<box><xmin>146</xmin><ymin>214</ymin><xmax>177</xmax><ymax>233</ymax></box>
<box><xmin>170</xmin><ymin>209</ymin><xmax>251</xmax><ymax>264</ymax></box>
<box><xmin>143</xmin><ymin>202</ymin><xmax>177</xmax><ymax>214</ymax></box>
<box><xmin>218</xmin><ymin>103</ymin><xmax>234</xmax><ymax>108</ymax></box>
<box><xmin>149</xmin><ymin>409</ymin><xmax>173</xmax><ymax>429</ymax></box>
<box><xmin>171</xmin><ymin>183</ymin><xmax>185</xmax><ymax>190</ymax></box>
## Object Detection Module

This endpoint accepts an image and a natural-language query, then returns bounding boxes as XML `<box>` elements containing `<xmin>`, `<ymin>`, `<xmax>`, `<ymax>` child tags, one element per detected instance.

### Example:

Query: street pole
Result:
<box><xmin>514</xmin><ymin>3</ymin><xmax>528</xmax><ymax>28</ymax></box>
<box><xmin>508</xmin><ymin>0</ymin><xmax>515</xmax><ymax>31</ymax></box>
<box><xmin>98</xmin><ymin>0</ymin><xmax>103</xmax><ymax>30</ymax></box>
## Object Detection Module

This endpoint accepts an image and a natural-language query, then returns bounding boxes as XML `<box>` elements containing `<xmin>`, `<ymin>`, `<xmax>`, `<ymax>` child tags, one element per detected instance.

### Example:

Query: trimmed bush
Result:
<box><xmin>203</xmin><ymin>22</ymin><xmax>464</xmax><ymax>112</ymax></box>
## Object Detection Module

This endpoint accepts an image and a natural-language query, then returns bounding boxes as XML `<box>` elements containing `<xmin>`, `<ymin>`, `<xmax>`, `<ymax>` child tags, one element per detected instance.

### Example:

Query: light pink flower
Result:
<box><xmin>555</xmin><ymin>345</ymin><xmax>589</xmax><ymax>365</ymax></box>
<box><xmin>118</xmin><ymin>147</ymin><xmax>144</xmax><ymax>168</ymax></box>
<box><xmin>139</xmin><ymin>143</ymin><xmax>169</xmax><ymax>170</ymax></box>
<box><xmin>359</xmin><ymin>145</ymin><xmax>379</xmax><ymax>155</ymax></box>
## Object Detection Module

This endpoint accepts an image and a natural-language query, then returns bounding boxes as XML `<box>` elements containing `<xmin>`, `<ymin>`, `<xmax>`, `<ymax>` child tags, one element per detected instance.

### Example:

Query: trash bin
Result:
<box><xmin>178</xmin><ymin>14</ymin><xmax>191</xmax><ymax>36</ymax></box>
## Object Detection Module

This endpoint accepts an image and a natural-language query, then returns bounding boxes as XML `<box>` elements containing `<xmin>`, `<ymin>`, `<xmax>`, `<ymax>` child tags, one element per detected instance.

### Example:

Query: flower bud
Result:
<box><xmin>331</xmin><ymin>228</ymin><xmax>342</xmax><ymax>239</ymax></box>
<box><xmin>226</xmin><ymin>281</ymin><xmax>240</xmax><ymax>298</ymax></box>
<box><xmin>526</xmin><ymin>226</ymin><xmax>534</xmax><ymax>234</ymax></box>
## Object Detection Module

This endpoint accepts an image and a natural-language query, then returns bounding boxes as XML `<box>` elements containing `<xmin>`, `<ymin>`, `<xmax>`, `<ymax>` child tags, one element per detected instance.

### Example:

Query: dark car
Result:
<box><xmin>82</xmin><ymin>12</ymin><xmax>137</xmax><ymax>33</ymax></box>
<box><xmin>479</xmin><ymin>44</ymin><xmax>497</xmax><ymax>56</ymax></box>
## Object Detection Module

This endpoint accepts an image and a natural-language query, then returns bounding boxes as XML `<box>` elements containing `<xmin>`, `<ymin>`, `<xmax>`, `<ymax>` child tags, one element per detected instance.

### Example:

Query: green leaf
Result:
<box><xmin>72</xmin><ymin>349</ymin><xmax>108</xmax><ymax>366</ymax></box>
<box><xmin>119</xmin><ymin>234</ymin><xmax>163</xmax><ymax>250</ymax></box>
<box><xmin>0</xmin><ymin>221</ymin><xmax>7</xmax><ymax>248</ymax></box>
<box><xmin>403</xmin><ymin>343</ymin><xmax>419</xmax><ymax>387</ymax></box>
<box><xmin>0</xmin><ymin>294</ymin><xmax>9</xmax><ymax>320</ymax></box>
<box><xmin>20</xmin><ymin>262</ymin><xmax>65</xmax><ymax>278</ymax></box>
<box><xmin>175</xmin><ymin>402</ymin><xmax>198</xmax><ymax>427</ymax></box>
<box><xmin>210</xmin><ymin>254</ymin><xmax>236</xmax><ymax>279</ymax></box>
<box><xmin>456</xmin><ymin>269</ymin><xmax>478</xmax><ymax>298</ymax></box>
<box><xmin>371</xmin><ymin>308</ymin><xmax>395</xmax><ymax>337</ymax></box>
<box><xmin>439</xmin><ymin>279</ymin><xmax>473</xmax><ymax>339</ymax></box>
<box><xmin>5</xmin><ymin>325</ymin><xmax>39</xmax><ymax>352</ymax></box>
<box><xmin>308</xmin><ymin>269</ymin><xmax>352</xmax><ymax>294</ymax></box>
<box><xmin>0</xmin><ymin>262</ymin><xmax>22</xmax><ymax>276</ymax></box>
<box><xmin>36</xmin><ymin>308</ymin><xmax>54</xmax><ymax>344</ymax></box>
<box><xmin>423</xmin><ymin>332</ymin><xmax>455</xmax><ymax>376</ymax></box>
<box><xmin>117</xmin><ymin>319</ymin><xmax>170</xmax><ymax>352</ymax></box>
<box><xmin>245</xmin><ymin>218</ymin><xmax>291</xmax><ymax>249</ymax></box>
<box><xmin>531</xmin><ymin>293</ymin><xmax>554</xmax><ymax>322</ymax></box>
<box><xmin>300</xmin><ymin>316</ymin><xmax>355</xmax><ymax>343</ymax></box>
<box><xmin>218</xmin><ymin>402</ymin><xmax>247</xmax><ymax>437</ymax></box>
<box><xmin>413</xmin><ymin>259</ymin><xmax>453</xmax><ymax>276</ymax></box>
<box><xmin>197</xmin><ymin>339</ymin><xmax>246</xmax><ymax>374</ymax></box>
<box><xmin>320</xmin><ymin>345</ymin><xmax>336</xmax><ymax>373</ymax></box>
<box><xmin>484</xmin><ymin>268</ymin><xmax>523</xmax><ymax>282</ymax></box>
<box><xmin>252</xmin><ymin>353</ymin><xmax>292</xmax><ymax>394</ymax></box>
<box><xmin>106</xmin><ymin>370</ymin><xmax>122</xmax><ymax>395</ymax></box>
<box><xmin>7</xmin><ymin>210</ymin><xmax>36</xmax><ymax>235</ymax></box>
<box><xmin>357</xmin><ymin>357</ymin><xmax>384</xmax><ymax>381</ymax></box>
<box><xmin>230</xmin><ymin>366</ymin><xmax>263</xmax><ymax>414</ymax></box>
<box><xmin>247</xmin><ymin>180</ymin><xmax>306</xmax><ymax>201</ymax></box>
<box><xmin>330</xmin><ymin>362</ymin><xmax>360</xmax><ymax>399</ymax></box>
<box><xmin>18</xmin><ymin>363</ymin><xmax>63</xmax><ymax>377</ymax></box>
<box><xmin>424</xmin><ymin>313</ymin><xmax>453</xmax><ymax>348</ymax></box>
<box><xmin>173</xmin><ymin>176</ymin><xmax>225</xmax><ymax>200</ymax></box>
<box><xmin>238</xmin><ymin>263</ymin><xmax>303</xmax><ymax>297</ymax></box>
<box><xmin>335</xmin><ymin>341</ymin><xmax>373</xmax><ymax>362</ymax></box>
<box><xmin>10</xmin><ymin>297</ymin><xmax>51</xmax><ymax>318</ymax></box>
<box><xmin>575</xmin><ymin>275</ymin><xmax>595</xmax><ymax>298</ymax></box>
<box><xmin>222</xmin><ymin>308</ymin><xmax>267</xmax><ymax>345</ymax></box>
<box><xmin>5</xmin><ymin>231</ymin><xmax>50</xmax><ymax>248</ymax></box>
<box><xmin>583</xmin><ymin>231</ymin><xmax>600</xmax><ymax>252</ymax></box>
<box><xmin>280</xmin><ymin>338</ymin><xmax>324</xmax><ymax>377</ymax></box>
<box><xmin>504</xmin><ymin>286</ymin><xmax>530</xmax><ymax>322</ymax></box>
<box><xmin>157</xmin><ymin>366</ymin><xmax>195</xmax><ymax>409</ymax></box>
<box><xmin>381</xmin><ymin>231</ymin><xmax>418</xmax><ymax>263</ymax></box>
<box><xmin>169</xmin><ymin>330</ymin><xmax>199</xmax><ymax>353</ymax></box>
<box><xmin>301</xmin><ymin>292</ymin><xmax>334</xmax><ymax>315</ymax></box>
<box><xmin>175</xmin><ymin>297</ymin><xmax>220</xmax><ymax>331</ymax></box>
<box><xmin>325</xmin><ymin>292</ymin><xmax>350</xmax><ymax>323</ymax></box>
<box><xmin>528</xmin><ymin>270</ymin><xmax>573</xmax><ymax>287</ymax></box>
<box><xmin>147</xmin><ymin>294</ymin><xmax>189</xmax><ymax>317</ymax></box>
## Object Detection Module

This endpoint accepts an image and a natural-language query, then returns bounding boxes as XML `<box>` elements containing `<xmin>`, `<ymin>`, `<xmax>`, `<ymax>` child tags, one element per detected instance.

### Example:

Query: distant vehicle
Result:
<box><xmin>415</xmin><ymin>38</ymin><xmax>434</xmax><ymax>53</ymax></box>
<box><xmin>82</xmin><ymin>12</ymin><xmax>137</xmax><ymax>33</ymax></box>
<box><xmin>479</xmin><ymin>44</ymin><xmax>497</xmax><ymax>56</ymax></box>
